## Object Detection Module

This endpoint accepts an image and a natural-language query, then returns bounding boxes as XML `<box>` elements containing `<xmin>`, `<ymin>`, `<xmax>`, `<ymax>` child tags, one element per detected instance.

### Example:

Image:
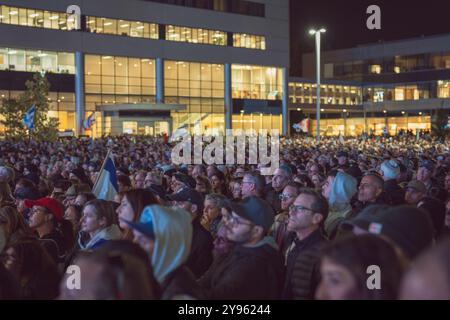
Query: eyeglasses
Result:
<box><xmin>241</xmin><ymin>180</ymin><xmax>254</xmax><ymax>185</ymax></box>
<box><xmin>223</xmin><ymin>214</ymin><xmax>253</xmax><ymax>227</ymax></box>
<box><xmin>279</xmin><ymin>193</ymin><xmax>296</xmax><ymax>201</ymax></box>
<box><xmin>289</xmin><ymin>204</ymin><xmax>315</xmax><ymax>214</ymax></box>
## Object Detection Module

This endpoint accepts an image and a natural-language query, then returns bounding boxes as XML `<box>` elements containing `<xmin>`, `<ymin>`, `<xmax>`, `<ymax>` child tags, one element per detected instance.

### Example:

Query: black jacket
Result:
<box><xmin>39</xmin><ymin>229</ymin><xmax>67</xmax><ymax>264</ymax></box>
<box><xmin>282</xmin><ymin>229</ymin><xmax>327</xmax><ymax>299</ymax></box>
<box><xmin>383</xmin><ymin>179</ymin><xmax>405</xmax><ymax>206</ymax></box>
<box><xmin>186</xmin><ymin>219</ymin><xmax>213</xmax><ymax>279</ymax></box>
<box><xmin>161</xmin><ymin>265</ymin><xmax>203</xmax><ymax>300</ymax></box>
<box><xmin>265</xmin><ymin>189</ymin><xmax>282</xmax><ymax>212</ymax></box>
<box><xmin>198</xmin><ymin>238</ymin><xmax>284</xmax><ymax>299</ymax></box>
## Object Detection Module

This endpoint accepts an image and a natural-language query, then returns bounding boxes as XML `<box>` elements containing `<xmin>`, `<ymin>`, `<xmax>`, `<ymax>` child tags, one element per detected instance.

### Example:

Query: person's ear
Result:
<box><xmin>99</xmin><ymin>216</ymin><xmax>108</xmax><ymax>228</ymax></box>
<box><xmin>252</xmin><ymin>225</ymin><xmax>265</xmax><ymax>238</ymax></box>
<box><xmin>191</xmin><ymin>204</ymin><xmax>198</xmax><ymax>215</ymax></box>
<box><xmin>312</xmin><ymin>213</ymin><xmax>323</xmax><ymax>226</ymax></box>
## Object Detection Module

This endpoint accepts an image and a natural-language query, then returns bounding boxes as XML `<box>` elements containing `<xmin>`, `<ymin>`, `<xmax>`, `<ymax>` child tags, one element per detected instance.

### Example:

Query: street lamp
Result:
<box><xmin>309</xmin><ymin>28</ymin><xmax>326</xmax><ymax>142</ymax></box>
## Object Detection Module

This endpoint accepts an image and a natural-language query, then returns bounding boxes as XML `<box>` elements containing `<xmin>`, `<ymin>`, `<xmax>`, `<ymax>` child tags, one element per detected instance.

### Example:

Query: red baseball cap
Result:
<box><xmin>25</xmin><ymin>197</ymin><xmax>64</xmax><ymax>222</ymax></box>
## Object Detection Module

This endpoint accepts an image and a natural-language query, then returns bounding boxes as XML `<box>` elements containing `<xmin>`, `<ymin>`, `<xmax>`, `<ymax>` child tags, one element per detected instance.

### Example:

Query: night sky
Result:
<box><xmin>290</xmin><ymin>0</ymin><xmax>450</xmax><ymax>76</ymax></box>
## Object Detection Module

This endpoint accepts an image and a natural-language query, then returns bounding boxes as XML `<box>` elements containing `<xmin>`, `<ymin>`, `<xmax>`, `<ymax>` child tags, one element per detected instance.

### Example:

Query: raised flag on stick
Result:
<box><xmin>92</xmin><ymin>150</ymin><xmax>118</xmax><ymax>201</ymax></box>
<box><xmin>23</xmin><ymin>104</ymin><xmax>36</xmax><ymax>130</ymax></box>
<box><xmin>83</xmin><ymin>112</ymin><xmax>95</xmax><ymax>130</ymax></box>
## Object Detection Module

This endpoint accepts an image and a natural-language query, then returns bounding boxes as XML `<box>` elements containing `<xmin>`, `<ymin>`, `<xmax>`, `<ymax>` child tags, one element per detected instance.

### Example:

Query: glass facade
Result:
<box><xmin>232</xmin><ymin>65</ymin><xmax>283</xmax><ymax>100</ymax></box>
<box><xmin>166</xmin><ymin>25</ymin><xmax>227</xmax><ymax>46</ymax></box>
<box><xmin>363</xmin><ymin>80</ymin><xmax>450</xmax><ymax>102</ymax></box>
<box><xmin>289</xmin><ymin>82</ymin><xmax>362</xmax><ymax>105</ymax></box>
<box><xmin>1</xmin><ymin>5</ymin><xmax>269</xmax><ymax>50</ymax></box>
<box><xmin>85</xmin><ymin>55</ymin><xmax>156</xmax><ymax>111</ymax></box>
<box><xmin>0</xmin><ymin>47</ymin><xmax>75</xmax><ymax>74</ymax></box>
<box><xmin>0</xmin><ymin>5</ymin><xmax>76</xmax><ymax>30</ymax></box>
<box><xmin>329</xmin><ymin>52</ymin><xmax>450</xmax><ymax>79</ymax></box>
<box><xmin>165</xmin><ymin>60</ymin><xmax>225</xmax><ymax>134</ymax></box>
<box><xmin>311</xmin><ymin>115</ymin><xmax>431</xmax><ymax>137</ymax></box>
<box><xmin>233</xmin><ymin>33</ymin><xmax>266</xmax><ymax>50</ymax></box>
<box><xmin>86</xmin><ymin>16</ymin><xmax>158</xmax><ymax>39</ymax></box>
<box><xmin>232</xmin><ymin>113</ymin><xmax>282</xmax><ymax>132</ymax></box>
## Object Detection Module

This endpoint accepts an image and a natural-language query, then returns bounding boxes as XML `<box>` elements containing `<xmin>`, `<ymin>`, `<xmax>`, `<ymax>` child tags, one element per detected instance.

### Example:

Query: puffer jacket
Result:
<box><xmin>282</xmin><ymin>229</ymin><xmax>327</xmax><ymax>299</ymax></box>
<box><xmin>198</xmin><ymin>236</ymin><xmax>284</xmax><ymax>300</ymax></box>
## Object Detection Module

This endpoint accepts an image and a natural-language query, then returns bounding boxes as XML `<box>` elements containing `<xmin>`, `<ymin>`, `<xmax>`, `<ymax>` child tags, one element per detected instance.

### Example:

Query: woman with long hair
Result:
<box><xmin>116</xmin><ymin>189</ymin><xmax>159</xmax><ymax>241</ymax></box>
<box><xmin>2</xmin><ymin>239</ymin><xmax>60</xmax><ymax>299</ymax></box>
<box><xmin>0</xmin><ymin>206</ymin><xmax>33</xmax><ymax>245</ymax></box>
<box><xmin>0</xmin><ymin>183</ymin><xmax>15</xmax><ymax>208</ymax></box>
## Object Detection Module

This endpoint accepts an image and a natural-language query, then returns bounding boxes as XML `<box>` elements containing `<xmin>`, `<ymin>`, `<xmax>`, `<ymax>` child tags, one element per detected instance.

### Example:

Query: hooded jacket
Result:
<box><xmin>324</xmin><ymin>171</ymin><xmax>357</xmax><ymax>239</ymax></box>
<box><xmin>140</xmin><ymin>205</ymin><xmax>192</xmax><ymax>283</ymax></box>
<box><xmin>77</xmin><ymin>224</ymin><xmax>122</xmax><ymax>250</ymax></box>
<box><xmin>198</xmin><ymin>236</ymin><xmax>284</xmax><ymax>300</ymax></box>
<box><xmin>141</xmin><ymin>205</ymin><xmax>201</xmax><ymax>299</ymax></box>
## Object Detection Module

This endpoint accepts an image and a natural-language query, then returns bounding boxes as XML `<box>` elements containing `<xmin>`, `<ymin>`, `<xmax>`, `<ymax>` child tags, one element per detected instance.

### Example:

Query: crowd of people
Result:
<box><xmin>0</xmin><ymin>133</ymin><xmax>449</xmax><ymax>300</ymax></box>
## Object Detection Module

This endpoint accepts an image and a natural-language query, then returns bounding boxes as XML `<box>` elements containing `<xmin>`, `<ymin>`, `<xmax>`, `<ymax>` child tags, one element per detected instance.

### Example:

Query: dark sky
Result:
<box><xmin>290</xmin><ymin>0</ymin><xmax>450</xmax><ymax>76</ymax></box>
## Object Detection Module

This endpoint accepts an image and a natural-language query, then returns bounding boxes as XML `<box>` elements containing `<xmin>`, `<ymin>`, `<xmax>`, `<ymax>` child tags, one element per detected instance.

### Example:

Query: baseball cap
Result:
<box><xmin>228</xmin><ymin>196</ymin><xmax>275</xmax><ymax>233</ymax></box>
<box><xmin>337</xmin><ymin>151</ymin><xmax>349</xmax><ymax>158</ymax></box>
<box><xmin>169</xmin><ymin>188</ymin><xmax>204</xmax><ymax>212</ymax></box>
<box><xmin>174</xmin><ymin>173</ymin><xmax>196</xmax><ymax>189</ymax></box>
<box><xmin>14</xmin><ymin>187</ymin><xmax>40</xmax><ymax>200</ymax></box>
<box><xmin>343</xmin><ymin>205</ymin><xmax>434</xmax><ymax>258</ymax></box>
<box><xmin>24</xmin><ymin>197</ymin><xmax>64</xmax><ymax>221</ymax></box>
<box><xmin>405</xmin><ymin>180</ymin><xmax>427</xmax><ymax>193</ymax></box>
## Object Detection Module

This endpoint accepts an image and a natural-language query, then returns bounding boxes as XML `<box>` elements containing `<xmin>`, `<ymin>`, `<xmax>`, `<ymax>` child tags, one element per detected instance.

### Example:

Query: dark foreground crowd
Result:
<box><xmin>0</xmin><ymin>134</ymin><xmax>449</xmax><ymax>300</ymax></box>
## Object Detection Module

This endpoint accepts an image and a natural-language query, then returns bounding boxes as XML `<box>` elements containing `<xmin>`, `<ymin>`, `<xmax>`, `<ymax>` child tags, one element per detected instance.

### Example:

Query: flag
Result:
<box><xmin>299</xmin><ymin>118</ymin><xmax>309</xmax><ymax>133</ymax></box>
<box><xmin>23</xmin><ymin>104</ymin><xmax>36</xmax><ymax>130</ymax></box>
<box><xmin>83</xmin><ymin>112</ymin><xmax>95</xmax><ymax>130</ymax></box>
<box><xmin>169</xmin><ymin>123</ymin><xmax>189</xmax><ymax>143</ymax></box>
<box><xmin>92</xmin><ymin>151</ymin><xmax>118</xmax><ymax>201</ymax></box>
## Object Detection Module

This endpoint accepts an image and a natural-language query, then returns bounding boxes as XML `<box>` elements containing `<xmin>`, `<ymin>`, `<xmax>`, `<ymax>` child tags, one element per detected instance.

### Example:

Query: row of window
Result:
<box><xmin>0</xmin><ymin>5</ymin><xmax>266</xmax><ymax>50</ymax></box>
<box><xmin>166</xmin><ymin>25</ymin><xmax>227</xmax><ymax>46</ymax></box>
<box><xmin>363</xmin><ymin>80</ymin><xmax>450</xmax><ymax>102</ymax></box>
<box><xmin>143</xmin><ymin>0</ymin><xmax>265</xmax><ymax>17</ymax></box>
<box><xmin>327</xmin><ymin>52</ymin><xmax>450</xmax><ymax>79</ymax></box>
<box><xmin>0</xmin><ymin>48</ymin><xmax>74</xmax><ymax>74</ymax></box>
<box><xmin>233</xmin><ymin>33</ymin><xmax>266</xmax><ymax>50</ymax></box>
<box><xmin>288</xmin><ymin>83</ymin><xmax>362</xmax><ymax>106</ymax></box>
<box><xmin>86</xmin><ymin>17</ymin><xmax>158</xmax><ymax>39</ymax></box>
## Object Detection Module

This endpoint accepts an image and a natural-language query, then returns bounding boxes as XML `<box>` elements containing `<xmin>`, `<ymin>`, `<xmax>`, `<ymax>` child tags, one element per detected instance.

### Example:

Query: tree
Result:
<box><xmin>431</xmin><ymin>108</ymin><xmax>449</xmax><ymax>142</ymax></box>
<box><xmin>0</xmin><ymin>98</ymin><xmax>27</xmax><ymax>138</ymax></box>
<box><xmin>0</xmin><ymin>72</ymin><xmax>59</xmax><ymax>141</ymax></box>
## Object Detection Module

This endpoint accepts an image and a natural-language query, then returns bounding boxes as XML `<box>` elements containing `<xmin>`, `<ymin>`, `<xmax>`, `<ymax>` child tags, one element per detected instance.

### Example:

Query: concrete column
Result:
<box><xmin>224</xmin><ymin>63</ymin><xmax>232</xmax><ymax>131</ymax></box>
<box><xmin>75</xmin><ymin>51</ymin><xmax>85</xmax><ymax>137</ymax></box>
<box><xmin>156</xmin><ymin>57</ymin><xmax>164</xmax><ymax>104</ymax></box>
<box><xmin>282</xmin><ymin>67</ymin><xmax>289</xmax><ymax>136</ymax></box>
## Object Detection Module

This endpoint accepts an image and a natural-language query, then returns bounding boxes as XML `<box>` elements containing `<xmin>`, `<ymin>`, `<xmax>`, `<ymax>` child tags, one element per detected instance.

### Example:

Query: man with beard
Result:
<box><xmin>198</xmin><ymin>196</ymin><xmax>283</xmax><ymax>299</ymax></box>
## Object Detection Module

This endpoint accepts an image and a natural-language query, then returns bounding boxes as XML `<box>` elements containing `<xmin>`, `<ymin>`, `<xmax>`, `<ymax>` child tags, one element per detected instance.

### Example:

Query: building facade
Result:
<box><xmin>0</xmin><ymin>0</ymin><xmax>289</xmax><ymax>137</ymax></box>
<box><xmin>300</xmin><ymin>33</ymin><xmax>450</xmax><ymax>136</ymax></box>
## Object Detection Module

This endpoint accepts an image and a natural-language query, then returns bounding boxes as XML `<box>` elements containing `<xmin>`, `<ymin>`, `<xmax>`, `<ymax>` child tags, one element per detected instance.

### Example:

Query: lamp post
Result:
<box><xmin>309</xmin><ymin>28</ymin><xmax>326</xmax><ymax>142</ymax></box>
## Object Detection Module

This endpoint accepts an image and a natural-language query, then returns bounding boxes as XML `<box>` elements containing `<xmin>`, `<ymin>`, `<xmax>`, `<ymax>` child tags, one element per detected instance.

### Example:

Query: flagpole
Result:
<box><xmin>92</xmin><ymin>149</ymin><xmax>113</xmax><ymax>191</ymax></box>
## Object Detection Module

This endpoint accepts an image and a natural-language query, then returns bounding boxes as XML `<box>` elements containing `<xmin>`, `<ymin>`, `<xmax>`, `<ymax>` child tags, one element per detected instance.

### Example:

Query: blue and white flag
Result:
<box><xmin>92</xmin><ymin>151</ymin><xmax>118</xmax><ymax>201</ymax></box>
<box><xmin>83</xmin><ymin>112</ymin><xmax>95</xmax><ymax>130</ymax></box>
<box><xmin>23</xmin><ymin>104</ymin><xmax>36</xmax><ymax>130</ymax></box>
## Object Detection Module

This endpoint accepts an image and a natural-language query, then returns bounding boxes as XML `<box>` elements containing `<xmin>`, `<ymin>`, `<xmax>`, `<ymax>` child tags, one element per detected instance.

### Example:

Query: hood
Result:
<box><xmin>328</xmin><ymin>171</ymin><xmax>357</xmax><ymax>211</ymax></box>
<box><xmin>144</xmin><ymin>205</ymin><xmax>193</xmax><ymax>284</ymax></box>
<box><xmin>78</xmin><ymin>224</ymin><xmax>122</xmax><ymax>250</ymax></box>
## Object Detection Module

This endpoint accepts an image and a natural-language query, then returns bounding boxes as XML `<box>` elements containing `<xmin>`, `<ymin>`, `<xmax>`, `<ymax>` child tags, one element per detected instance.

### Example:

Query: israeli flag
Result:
<box><xmin>92</xmin><ymin>151</ymin><xmax>118</xmax><ymax>201</ymax></box>
<box><xmin>23</xmin><ymin>104</ymin><xmax>36</xmax><ymax>130</ymax></box>
<box><xmin>83</xmin><ymin>112</ymin><xmax>95</xmax><ymax>130</ymax></box>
